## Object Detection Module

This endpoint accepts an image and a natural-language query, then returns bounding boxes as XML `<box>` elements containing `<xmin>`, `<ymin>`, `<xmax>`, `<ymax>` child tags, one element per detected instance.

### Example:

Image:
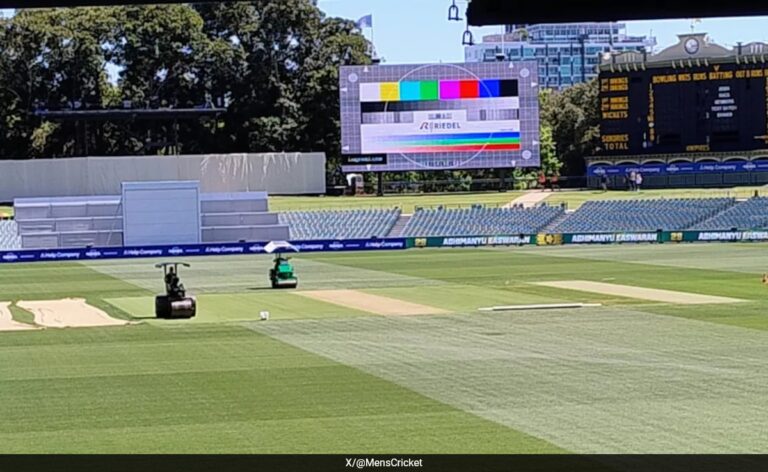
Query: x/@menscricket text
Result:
<box><xmin>345</xmin><ymin>457</ymin><xmax>423</xmax><ymax>469</ymax></box>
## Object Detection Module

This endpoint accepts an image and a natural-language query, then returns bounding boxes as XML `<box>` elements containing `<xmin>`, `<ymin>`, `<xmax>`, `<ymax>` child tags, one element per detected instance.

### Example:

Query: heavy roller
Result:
<box><xmin>154</xmin><ymin>262</ymin><xmax>197</xmax><ymax>319</ymax></box>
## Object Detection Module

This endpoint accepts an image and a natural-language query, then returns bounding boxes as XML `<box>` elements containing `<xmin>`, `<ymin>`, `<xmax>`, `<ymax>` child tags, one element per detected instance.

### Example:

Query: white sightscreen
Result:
<box><xmin>122</xmin><ymin>181</ymin><xmax>201</xmax><ymax>246</ymax></box>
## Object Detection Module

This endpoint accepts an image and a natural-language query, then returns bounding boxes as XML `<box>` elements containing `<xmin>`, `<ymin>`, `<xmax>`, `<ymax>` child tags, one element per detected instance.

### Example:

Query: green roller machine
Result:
<box><xmin>266</xmin><ymin>241</ymin><xmax>299</xmax><ymax>289</ymax></box>
<box><xmin>154</xmin><ymin>262</ymin><xmax>197</xmax><ymax>319</ymax></box>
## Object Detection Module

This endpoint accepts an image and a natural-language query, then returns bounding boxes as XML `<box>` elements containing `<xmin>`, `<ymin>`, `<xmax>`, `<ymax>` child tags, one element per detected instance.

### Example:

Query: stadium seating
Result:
<box><xmin>693</xmin><ymin>197</ymin><xmax>768</xmax><ymax>230</ymax></box>
<box><xmin>0</xmin><ymin>220</ymin><xmax>21</xmax><ymax>250</ymax></box>
<box><xmin>552</xmin><ymin>198</ymin><xmax>735</xmax><ymax>233</ymax></box>
<box><xmin>400</xmin><ymin>205</ymin><xmax>564</xmax><ymax>237</ymax></box>
<box><xmin>279</xmin><ymin>209</ymin><xmax>401</xmax><ymax>240</ymax></box>
<box><xmin>201</xmin><ymin>192</ymin><xmax>289</xmax><ymax>243</ymax></box>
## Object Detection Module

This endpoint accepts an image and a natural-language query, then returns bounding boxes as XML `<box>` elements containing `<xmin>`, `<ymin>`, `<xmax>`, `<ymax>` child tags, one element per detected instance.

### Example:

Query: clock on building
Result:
<box><xmin>684</xmin><ymin>37</ymin><xmax>700</xmax><ymax>55</ymax></box>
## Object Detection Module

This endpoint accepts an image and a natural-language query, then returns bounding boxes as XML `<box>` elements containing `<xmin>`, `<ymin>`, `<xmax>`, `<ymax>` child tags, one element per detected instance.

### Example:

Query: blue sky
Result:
<box><xmin>318</xmin><ymin>0</ymin><xmax>768</xmax><ymax>62</ymax></box>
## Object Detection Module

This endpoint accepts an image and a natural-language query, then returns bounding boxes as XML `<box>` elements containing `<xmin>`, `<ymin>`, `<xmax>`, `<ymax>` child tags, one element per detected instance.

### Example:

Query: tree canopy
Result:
<box><xmin>539</xmin><ymin>79</ymin><xmax>600</xmax><ymax>177</ymax></box>
<box><xmin>0</xmin><ymin>2</ymin><xmax>601</xmax><ymax>182</ymax></box>
<box><xmin>0</xmin><ymin>1</ymin><xmax>372</xmax><ymax>161</ymax></box>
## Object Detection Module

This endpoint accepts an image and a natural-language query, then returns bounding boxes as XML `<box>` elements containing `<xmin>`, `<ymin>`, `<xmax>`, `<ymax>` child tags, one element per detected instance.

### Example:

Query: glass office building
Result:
<box><xmin>465</xmin><ymin>23</ymin><xmax>656</xmax><ymax>89</ymax></box>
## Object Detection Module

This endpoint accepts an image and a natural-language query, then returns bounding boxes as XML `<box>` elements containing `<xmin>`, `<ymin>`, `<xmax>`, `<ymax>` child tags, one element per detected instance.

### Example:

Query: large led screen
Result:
<box><xmin>340</xmin><ymin>62</ymin><xmax>541</xmax><ymax>172</ymax></box>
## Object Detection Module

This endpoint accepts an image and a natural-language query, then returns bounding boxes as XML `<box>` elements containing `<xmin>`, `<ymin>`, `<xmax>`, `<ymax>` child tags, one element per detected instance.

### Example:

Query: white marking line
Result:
<box><xmin>534</xmin><ymin>281</ymin><xmax>744</xmax><ymax>305</ymax></box>
<box><xmin>478</xmin><ymin>303</ymin><xmax>603</xmax><ymax>312</ymax></box>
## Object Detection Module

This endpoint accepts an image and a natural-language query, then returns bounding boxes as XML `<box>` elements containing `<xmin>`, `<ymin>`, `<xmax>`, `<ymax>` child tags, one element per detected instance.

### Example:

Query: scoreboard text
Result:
<box><xmin>598</xmin><ymin>62</ymin><xmax>768</xmax><ymax>156</ymax></box>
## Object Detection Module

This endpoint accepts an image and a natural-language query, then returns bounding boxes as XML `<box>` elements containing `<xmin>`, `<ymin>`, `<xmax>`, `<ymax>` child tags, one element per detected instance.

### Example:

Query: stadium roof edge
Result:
<box><xmin>466</xmin><ymin>0</ymin><xmax>768</xmax><ymax>26</ymax></box>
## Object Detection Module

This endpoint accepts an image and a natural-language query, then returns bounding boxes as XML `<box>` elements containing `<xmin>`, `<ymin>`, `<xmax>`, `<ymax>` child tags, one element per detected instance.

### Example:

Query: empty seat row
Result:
<box><xmin>280</xmin><ymin>209</ymin><xmax>401</xmax><ymax>240</ymax></box>
<box><xmin>552</xmin><ymin>198</ymin><xmax>735</xmax><ymax>233</ymax></box>
<box><xmin>401</xmin><ymin>206</ymin><xmax>564</xmax><ymax>237</ymax></box>
<box><xmin>693</xmin><ymin>197</ymin><xmax>768</xmax><ymax>230</ymax></box>
<box><xmin>0</xmin><ymin>220</ymin><xmax>21</xmax><ymax>250</ymax></box>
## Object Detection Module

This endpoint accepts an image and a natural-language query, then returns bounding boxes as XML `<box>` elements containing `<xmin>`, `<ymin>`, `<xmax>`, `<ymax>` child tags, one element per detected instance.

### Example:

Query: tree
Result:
<box><xmin>539</xmin><ymin>125</ymin><xmax>560</xmax><ymax>176</ymax></box>
<box><xmin>196</xmin><ymin>0</ymin><xmax>374</xmax><ymax>161</ymax></box>
<box><xmin>296</xmin><ymin>15</ymin><xmax>371</xmax><ymax>179</ymax></box>
<box><xmin>0</xmin><ymin>8</ymin><xmax>116</xmax><ymax>157</ymax></box>
<box><xmin>194</xmin><ymin>1</ymin><xmax>371</xmax><ymax>170</ymax></box>
<box><xmin>540</xmin><ymin>79</ymin><xmax>600</xmax><ymax>176</ymax></box>
<box><xmin>0</xmin><ymin>2</ymin><xmax>372</xmax><ymax>162</ymax></box>
<box><xmin>108</xmin><ymin>5</ymin><xmax>217</xmax><ymax>155</ymax></box>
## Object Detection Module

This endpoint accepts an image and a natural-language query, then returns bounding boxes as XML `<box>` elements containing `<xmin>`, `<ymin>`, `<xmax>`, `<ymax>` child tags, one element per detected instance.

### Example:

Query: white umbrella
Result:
<box><xmin>264</xmin><ymin>241</ymin><xmax>299</xmax><ymax>254</ymax></box>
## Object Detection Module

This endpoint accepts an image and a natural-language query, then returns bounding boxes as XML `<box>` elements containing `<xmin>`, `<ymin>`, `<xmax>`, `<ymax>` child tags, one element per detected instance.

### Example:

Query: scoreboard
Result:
<box><xmin>599</xmin><ymin>62</ymin><xmax>768</xmax><ymax>156</ymax></box>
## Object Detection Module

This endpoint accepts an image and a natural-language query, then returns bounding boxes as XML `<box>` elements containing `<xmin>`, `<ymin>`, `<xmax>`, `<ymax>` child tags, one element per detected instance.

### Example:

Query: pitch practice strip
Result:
<box><xmin>534</xmin><ymin>281</ymin><xmax>744</xmax><ymax>305</ymax></box>
<box><xmin>296</xmin><ymin>289</ymin><xmax>448</xmax><ymax>316</ymax></box>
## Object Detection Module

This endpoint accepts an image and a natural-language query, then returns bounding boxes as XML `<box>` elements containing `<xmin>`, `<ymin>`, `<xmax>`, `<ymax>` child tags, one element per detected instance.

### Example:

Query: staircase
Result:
<box><xmin>387</xmin><ymin>214</ymin><xmax>412</xmax><ymax>237</ymax></box>
<box><xmin>683</xmin><ymin>199</ymin><xmax>739</xmax><ymax>230</ymax></box>
<box><xmin>540</xmin><ymin>211</ymin><xmax>573</xmax><ymax>234</ymax></box>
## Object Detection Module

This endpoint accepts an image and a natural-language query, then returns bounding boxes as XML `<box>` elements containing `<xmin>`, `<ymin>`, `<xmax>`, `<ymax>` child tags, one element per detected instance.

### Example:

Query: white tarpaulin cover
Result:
<box><xmin>0</xmin><ymin>153</ymin><xmax>326</xmax><ymax>201</ymax></box>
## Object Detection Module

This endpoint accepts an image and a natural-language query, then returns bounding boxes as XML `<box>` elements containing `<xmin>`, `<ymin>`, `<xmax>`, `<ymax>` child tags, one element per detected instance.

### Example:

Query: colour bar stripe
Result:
<box><xmin>392</xmin><ymin>138</ymin><xmax>521</xmax><ymax>146</ymax></box>
<box><xmin>459</xmin><ymin>80</ymin><xmax>479</xmax><ymax>99</ymax></box>
<box><xmin>420</xmin><ymin>81</ymin><xmax>439</xmax><ymax>100</ymax></box>
<box><xmin>382</xmin><ymin>132</ymin><xmax>520</xmax><ymax>141</ymax></box>
<box><xmin>479</xmin><ymin>80</ymin><xmax>500</xmax><ymax>98</ymax></box>
<box><xmin>359</xmin><ymin>79</ymin><xmax>518</xmax><ymax>102</ymax></box>
<box><xmin>394</xmin><ymin>144</ymin><xmax>522</xmax><ymax>153</ymax></box>
<box><xmin>439</xmin><ymin>81</ymin><xmax>461</xmax><ymax>100</ymax></box>
<box><xmin>379</xmin><ymin>82</ymin><xmax>399</xmax><ymax>101</ymax></box>
<box><xmin>399</xmin><ymin>81</ymin><xmax>421</xmax><ymax>101</ymax></box>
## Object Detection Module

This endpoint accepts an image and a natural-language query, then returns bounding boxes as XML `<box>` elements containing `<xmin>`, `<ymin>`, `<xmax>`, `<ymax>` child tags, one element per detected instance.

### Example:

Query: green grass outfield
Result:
<box><xmin>2</xmin><ymin>244</ymin><xmax>768</xmax><ymax>452</ymax></box>
<box><xmin>264</xmin><ymin>186</ymin><xmax>768</xmax><ymax>212</ymax></box>
<box><xmin>269</xmin><ymin>192</ymin><xmax>522</xmax><ymax>213</ymax></box>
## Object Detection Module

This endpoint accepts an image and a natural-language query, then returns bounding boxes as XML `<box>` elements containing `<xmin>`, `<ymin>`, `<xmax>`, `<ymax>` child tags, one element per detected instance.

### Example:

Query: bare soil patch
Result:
<box><xmin>504</xmin><ymin>191</ymin><xmax>550</xmax><ymax>208</ymax></box>
<box><xmin>534</xmin><ymin>281</ymin><xmax>744</xmax><ymax>305</ymax></box>
<box><xmin>0</xmin><ymin>302</ymin><xmax>38</xmax><ymax>331</ymax></box>
<box><xmin>298</xmin><ymin>290</ymin><xmax>448</xmax><ymax>316</ymax></box>
<box><xmin>17</xmin><ymin>298</ymin><xmax>128</xmax><ymax>328</ymax></box>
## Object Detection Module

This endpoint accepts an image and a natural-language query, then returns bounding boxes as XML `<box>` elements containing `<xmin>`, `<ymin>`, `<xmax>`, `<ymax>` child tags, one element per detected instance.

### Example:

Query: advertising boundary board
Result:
<box><xmin>562</xmin><ymin>232</ymin><xmax>661</xmax><ymax>244</ymax></box>
<box><xmin>408</xmin><ymin>235</ymin><xmax>535</xmax><ymax>248</ymax></box>
<box><xmin>588</xmin><ymin>161</ymin><xmax>768</xmax><ymax>177</ymax></box>
<box><xmin>0</xmin><ymin>238</ymin><xmax>408</xmax><ymax>264</ymax></box>
<box><xmin>538</xmin><ymin>231</ymin><xmax>768</xmax><ymax>245</ymax></box>
<box><xmin>669</xmin><ymin>230</ymin><xmax>768</xmax><ymax>243</ymax></box>
<box><xmin>3</xmin><ymin>230</ymin><xmax>768</xmax><ymax>264</ymax></box>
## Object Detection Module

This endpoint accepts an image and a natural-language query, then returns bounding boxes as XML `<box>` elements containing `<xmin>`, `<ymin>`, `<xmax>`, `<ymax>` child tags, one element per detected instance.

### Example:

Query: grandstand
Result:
<box><xmin>692</xmin><ymin>197</ymin><xmax>768</xmax><ymax>230</ymax></box>
<box><xmin>0</xmin><ymin>220</ymin><xmax>20</xmax><ymax>250</ymax></box>
<box><xmin>279</xmin><ymin>209</ymin><xmax>401</xmax><ymax>240</ymax></box>
<box><xmin>7</xmin><ymin>195</ymin><xmax>768</xmax><ymax>250</ymax></box>
<box><xmin>400</xmin><ymin>205</ymin><xmax>564</xmax><ymax>237</ymax></box>
<box><xmin>551</xmin><ymin>198</ymin><xmax>736</xmax><ymax>233</ymax></box>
